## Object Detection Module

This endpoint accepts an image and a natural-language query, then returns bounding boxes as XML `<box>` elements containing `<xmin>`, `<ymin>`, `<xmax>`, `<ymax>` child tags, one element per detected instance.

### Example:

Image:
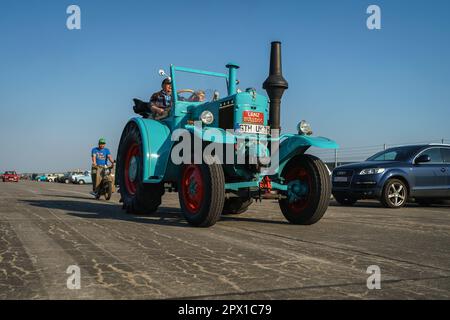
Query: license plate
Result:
<box><xmin>239</xmin><ymin>124</ymin><xmax>270</xmax><ymax>135</ymax></box>
<box><xmin>333</xmin><ymin>177</ymin><xmax>348</xmax><ymax>182</ymax></box>
<box><xmin>243</xmin><ymin>111</ymin><xmax>264</xmax><ymax>124</ymax></box>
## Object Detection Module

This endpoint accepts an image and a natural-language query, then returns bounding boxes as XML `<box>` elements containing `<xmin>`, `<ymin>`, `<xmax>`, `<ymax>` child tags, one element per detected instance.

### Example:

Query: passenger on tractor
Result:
<box><xmin>177</xmin><ymin>89</ymin><xmax>206</xmax><ymax>102</ymax></box>
<box><xmin>149</xmin><ymin>78</ymin><xmax>172</xmax><ymax>120</ymax></box>
<box><xmin>90</xmin><ymin>138</ymin><xmax>114</xmax><ymax>198</ymax></box>
<box><xmin>190</xmin><ymin>90</ymin><xmax>206</xmax><ymax>102</ymax></box>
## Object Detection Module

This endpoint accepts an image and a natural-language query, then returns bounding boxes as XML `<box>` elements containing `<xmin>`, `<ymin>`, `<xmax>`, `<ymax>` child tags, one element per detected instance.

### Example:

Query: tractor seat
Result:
<box><xmin>133</xmin><ymin>98</ymin><xmax>152</xmax><ymax>118</ymax></box>
<box><xmin>132</xmin><ymin>98</ymin><xmax>171</xmax><ymax>120</ymax></box>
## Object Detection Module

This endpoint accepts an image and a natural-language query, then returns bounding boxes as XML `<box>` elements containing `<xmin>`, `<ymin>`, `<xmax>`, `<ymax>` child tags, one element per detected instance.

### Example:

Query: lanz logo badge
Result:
<box><xmin>243</xmin><ymin>111</ymin><xmax>264</xmax><ymax>124</ymax></box>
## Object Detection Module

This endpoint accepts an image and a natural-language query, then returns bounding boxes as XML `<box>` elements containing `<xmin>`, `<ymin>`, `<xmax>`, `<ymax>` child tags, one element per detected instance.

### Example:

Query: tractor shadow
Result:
<box><xmin>20</xmin><ymin>199</ymin><xmax>190</xmax><ymax>228</ymax></box>
<box><xmin>21</xmin><ymin>198</ymin><xmax>291</xmax><ymax>227</ymax></box>
<box><xmin>219</xmin><ymin>215</ymin><xmax>290</xmax><ymax>225</ymax></box>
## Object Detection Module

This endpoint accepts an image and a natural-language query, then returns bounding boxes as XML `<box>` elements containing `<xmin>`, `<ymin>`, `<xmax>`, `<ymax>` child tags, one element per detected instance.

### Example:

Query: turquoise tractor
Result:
<box><xmin>117</xmin><ymin>42</ymin><xmax>338</xmax><ymax>227</ymax></box>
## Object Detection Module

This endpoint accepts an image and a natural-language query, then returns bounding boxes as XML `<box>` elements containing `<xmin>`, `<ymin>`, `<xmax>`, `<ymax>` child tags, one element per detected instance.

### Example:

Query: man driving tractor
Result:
<box><xmin>91</xmin><ymin>138</ymin><xmax>114</xmax><ymax>197</ymax></box>
<box><xmin>149</xmin><ymin>79</ymin><xmax>206</xmax><ymax>119</ymax></box>
<box><xmin>150</xmin><ymin>78</ymin><xmax>172</xmax><ymax>119</ymax></box>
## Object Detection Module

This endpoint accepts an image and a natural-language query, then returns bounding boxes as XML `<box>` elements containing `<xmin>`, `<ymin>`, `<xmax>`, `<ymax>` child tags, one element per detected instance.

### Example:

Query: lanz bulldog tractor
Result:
<box><xmin>117</xmin><ymin>42</ymin><xmax>338</xmax><ymax>227</ymax></box>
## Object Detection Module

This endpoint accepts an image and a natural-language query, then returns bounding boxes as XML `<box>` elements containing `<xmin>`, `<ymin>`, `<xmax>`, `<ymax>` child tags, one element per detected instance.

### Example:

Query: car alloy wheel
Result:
<box><xmin>387</xmin><ymin>181</ymin><xmax>406</xmax><ymax>207</ymax></box>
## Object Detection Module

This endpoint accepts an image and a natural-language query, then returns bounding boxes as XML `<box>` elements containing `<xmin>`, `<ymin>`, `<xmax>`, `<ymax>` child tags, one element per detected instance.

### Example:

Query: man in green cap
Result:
<box><xmin>91</xmin><ymin>138</ymin><xmax>114</xmax><ymax>197</ymax></box>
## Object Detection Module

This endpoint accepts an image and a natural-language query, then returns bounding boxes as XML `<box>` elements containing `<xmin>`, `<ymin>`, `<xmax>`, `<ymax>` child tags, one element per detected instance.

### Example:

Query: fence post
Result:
<box><xmin>334</xmin><ymin>149</ymin><xmax>338</xmax><ymax>169</ymax></box>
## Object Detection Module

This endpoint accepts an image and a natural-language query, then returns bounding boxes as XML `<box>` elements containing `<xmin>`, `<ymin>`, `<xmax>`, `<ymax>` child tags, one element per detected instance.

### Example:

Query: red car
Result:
<box><xmin>2</xmin><ymin>171</ymin><xmax>19</xmax><ymax>182</ymax></box>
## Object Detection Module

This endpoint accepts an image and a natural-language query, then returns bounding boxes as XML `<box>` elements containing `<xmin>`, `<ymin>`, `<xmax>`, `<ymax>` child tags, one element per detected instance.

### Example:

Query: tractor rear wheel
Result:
<box><xmin>279</xmin><ymin>154</ymin><xmax>331</xmax><ymax>225</ymax></box>
<box><xmin>222</xmin><ymin>197</ymin><xmax>253</xmax><ymax>215</ymax></box>
<box><xmin>178</xmin><ymin>156</ymin><xmax>225</xmax><ymax>227</ymax></box>
<box><xmin>117</xmin><ymin>123</ymin><xmax>164</xmax><ymax>214</ymax></box>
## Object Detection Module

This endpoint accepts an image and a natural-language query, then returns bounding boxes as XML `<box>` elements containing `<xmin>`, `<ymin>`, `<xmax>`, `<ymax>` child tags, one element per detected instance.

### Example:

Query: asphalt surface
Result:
<box><xmin>0</xmin><ymin>180</ymin><xmax>449</xmax><ymax>299</ymax></box>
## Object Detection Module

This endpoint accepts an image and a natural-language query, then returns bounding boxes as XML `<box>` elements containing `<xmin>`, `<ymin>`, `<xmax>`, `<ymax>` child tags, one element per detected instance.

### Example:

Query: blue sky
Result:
<box><xmin>0</xmin><ymin>0</ymin><xmax>449</xmax><ymax>172</ymax></box>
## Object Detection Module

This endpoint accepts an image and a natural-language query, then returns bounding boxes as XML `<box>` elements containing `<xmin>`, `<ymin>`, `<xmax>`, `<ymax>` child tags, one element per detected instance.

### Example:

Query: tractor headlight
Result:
<box><xmin>297</xmin><ymin>120</ymin><xmax>313</xmax><ymax>135</ymax></box>
<box><xmin>200</xmin><ymin>110</ymin><xmax>214</xmax><ymax>125</ymax></box>
<box><xmin>359</xmin><ymin>168</ymin><xmax>385</xmax><ymax>175</ymax></box>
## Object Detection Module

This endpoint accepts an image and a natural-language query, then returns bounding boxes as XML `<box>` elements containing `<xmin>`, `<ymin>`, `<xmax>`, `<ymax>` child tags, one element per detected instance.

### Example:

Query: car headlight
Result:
<box><xmin>297</xmin><ymin>120</ymin><xmax>313</xmax><ymax>135</ymax></box>
<box><xmin>359</xmin><ymin>168</ymin><xmax>386</xmax><ymax>175</ymax></box>
<box><xmin>200</xmin><ymin>110</ymin><xmax>214</xmax><ymax>125</ymax></box>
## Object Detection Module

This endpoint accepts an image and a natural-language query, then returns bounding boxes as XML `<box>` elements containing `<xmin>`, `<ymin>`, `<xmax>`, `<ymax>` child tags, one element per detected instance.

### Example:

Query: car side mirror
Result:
<box><xmin>415</xmin><ymin>154</ymin><xmax>431</xmax><ymax>164</ymax></box>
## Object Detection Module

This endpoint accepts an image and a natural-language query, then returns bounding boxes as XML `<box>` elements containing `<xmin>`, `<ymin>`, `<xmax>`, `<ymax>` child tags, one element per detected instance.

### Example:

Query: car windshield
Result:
<box><xmin>5</xmin><ymin>171</ymin><xmax>16</xmax><ymax>175</ymax></box>
<box><xmin>174</xmin><ymin>68</ymin><xmax>228</xmax><ymax>103</ymax></box>
<box><xmin>366</xmin><ymin>146</ymin><xmax>423</xmax><ymax>162</ymax></box>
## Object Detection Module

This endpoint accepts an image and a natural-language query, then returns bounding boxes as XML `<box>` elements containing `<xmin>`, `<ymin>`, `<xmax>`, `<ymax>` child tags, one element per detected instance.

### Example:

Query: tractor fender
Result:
<box><xmin>123</xmin><ymin>117</ymin><xmax>172</xmax><ymax>183</ymax></box>
<box><xmin>274</xmin><ymin>135</ymin><xmax>339</xmax><ymax>176</ymax></box>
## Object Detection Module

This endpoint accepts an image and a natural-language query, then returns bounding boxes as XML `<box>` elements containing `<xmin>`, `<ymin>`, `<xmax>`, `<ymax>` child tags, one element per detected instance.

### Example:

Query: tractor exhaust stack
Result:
<box><xmin>263</xmin><ymin>41</ymin><xmax>288</xmax><ymax>131</ymax></box>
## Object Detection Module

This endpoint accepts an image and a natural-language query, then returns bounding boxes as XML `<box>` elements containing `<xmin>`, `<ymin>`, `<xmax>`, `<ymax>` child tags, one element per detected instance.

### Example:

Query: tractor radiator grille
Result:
<box><xmin>219</xmin><ymin>105</ymin><xmax>234</xmax><ymax>130</ymax></box>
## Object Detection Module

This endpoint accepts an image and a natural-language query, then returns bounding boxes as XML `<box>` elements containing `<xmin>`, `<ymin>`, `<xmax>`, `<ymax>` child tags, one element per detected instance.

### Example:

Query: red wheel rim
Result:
<box><xmin>181</xmin><ymin>165</ymin><xmax>204</xmax><ymax>214</ymax></box>
<box><xmin>285</xmin><ymin>166</ymin><xmax>312</xmax><ymax>214</ymax></box>
<box><xmin>124</xmin><ymin>143</ymin><xmax>140</xmax><ymax>195</ymax></box>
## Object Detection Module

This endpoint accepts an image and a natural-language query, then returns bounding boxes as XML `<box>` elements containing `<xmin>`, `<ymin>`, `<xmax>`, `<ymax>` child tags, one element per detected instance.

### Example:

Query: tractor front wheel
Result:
<box><xmin>117</xmin><ymin>123</ymin><xmax>164</xmax><ymax>214</ymax></box>
<box><xmin>279</xmin><ymin>154</ymin><xmax>331</xmax><ymax>225</ymax></box>
<box><xmin>178</xmin><ymin>156</ymin><xmax>225</xmax><ymax>227</ymax></box>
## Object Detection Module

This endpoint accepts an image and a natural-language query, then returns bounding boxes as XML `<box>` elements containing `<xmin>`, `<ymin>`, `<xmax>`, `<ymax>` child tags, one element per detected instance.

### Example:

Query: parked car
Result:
<box><xmin>60</xmin><ymin>172</ymin><xmax>72</xmax><ymax>184</ymax></box>
<box><xmin>35</xmin><ymin>174</ymin><xmax>47</xmax><ymax>182</ymax></box>
<box><xmin>72</xmin><ymin>171</ymin><xmax>92</xmax><ymax>185</ymax></box>
<box><xmin>60</xmin><ymin>171</ymin><xmax>83</xmax><ymax>184</ymax></box>
<box><xmin>3</xmin><ymin>171</ymin><xmax>19</xmax><ymax>182</ymax></box>
<box><xmin>332</xmin><ymin>144</ymin><xmax>450</xmax><ymax>208</ymax></box>
<box><xmin>69</xmin><ymin>171</ymin><xmax>89</xmax><ymax>183</ymax></box>
<box><xmin>53</xmin><ymin>173</ymin><xmax>64</xmax><ymax>182</ymax></box>
<box><xmin>46</xmin><ymin>173</ymin><xmax>60</xmax><ymax>182</ymax></box>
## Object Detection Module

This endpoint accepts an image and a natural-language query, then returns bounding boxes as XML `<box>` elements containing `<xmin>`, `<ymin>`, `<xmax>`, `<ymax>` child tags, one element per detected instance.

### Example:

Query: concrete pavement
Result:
<box><xmin>0</xmin><ymin>180</ymin><xmax>449</xmax><ymax>299</ymax></box>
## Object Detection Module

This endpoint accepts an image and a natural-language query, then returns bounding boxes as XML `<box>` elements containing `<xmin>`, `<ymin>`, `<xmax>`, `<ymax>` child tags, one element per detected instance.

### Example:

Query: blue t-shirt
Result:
<box><xmin>91</xmin><ymin>147</ymin><xmax>111</xmax><ymax>166</ymax></box>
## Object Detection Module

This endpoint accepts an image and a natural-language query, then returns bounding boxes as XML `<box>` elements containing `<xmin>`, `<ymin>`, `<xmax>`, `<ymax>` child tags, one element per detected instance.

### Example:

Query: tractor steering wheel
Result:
<box><xmin>177</xmin><ymin>89</ymin><xmax>195</xmax><ymax>101</ymax></box>
<box><xmin>177</xmin><ymin>89</ymin><xmax>206</xmax><ymax>102</ymax></box>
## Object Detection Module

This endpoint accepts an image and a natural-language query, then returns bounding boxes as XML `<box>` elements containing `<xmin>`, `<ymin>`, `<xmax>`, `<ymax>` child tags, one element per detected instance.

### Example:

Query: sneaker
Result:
<box><xmin>90</xmin><ymin>191</ymin><xmax>98</xmax><ymax>197</ymax></box>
